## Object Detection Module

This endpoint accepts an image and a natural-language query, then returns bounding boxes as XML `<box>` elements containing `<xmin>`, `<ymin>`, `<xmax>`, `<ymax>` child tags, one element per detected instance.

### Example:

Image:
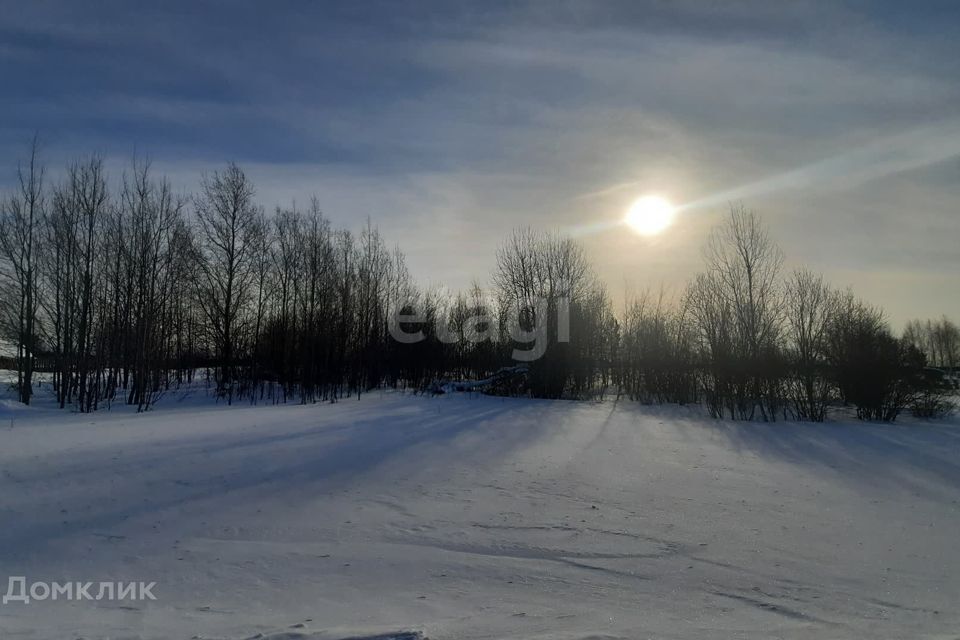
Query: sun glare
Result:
<box><xmin>625</xmin><ymin>195</ymin><xmax>675</xmax><ymax>236</ymax></box>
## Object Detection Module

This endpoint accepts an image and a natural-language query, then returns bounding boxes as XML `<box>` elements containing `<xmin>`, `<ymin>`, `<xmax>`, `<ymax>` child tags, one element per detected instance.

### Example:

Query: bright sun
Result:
<box><xmin>625</xmin><ymin>195</ymin><xmax>675</xmax><ymax>236</ymax></box>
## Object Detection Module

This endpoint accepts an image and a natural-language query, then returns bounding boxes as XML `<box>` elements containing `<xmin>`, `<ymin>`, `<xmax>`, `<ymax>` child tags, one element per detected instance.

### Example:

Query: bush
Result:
<box><xmin>910</xmin><ymin>369</ymin><xmax>956</xmax><ymax>418</ymax></box>
<box><xmin>825</xmin><ymin>295</ymin><xmax>921</xmax><ymax>422</ymax></box>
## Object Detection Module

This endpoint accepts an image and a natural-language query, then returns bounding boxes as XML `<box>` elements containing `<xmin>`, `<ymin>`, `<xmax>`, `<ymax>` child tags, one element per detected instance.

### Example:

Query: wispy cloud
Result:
<box><xmin>1</xmin><ymin>1</ymin><xmax>958</xmax><ymax>326</ymax></box>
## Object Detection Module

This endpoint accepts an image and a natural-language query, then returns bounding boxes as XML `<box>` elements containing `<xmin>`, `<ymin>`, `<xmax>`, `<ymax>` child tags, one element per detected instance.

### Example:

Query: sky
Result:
<box><xmin>1</xmin><ymin>0</ymin><xmax>958</xmax><ymax>327</ymax></box>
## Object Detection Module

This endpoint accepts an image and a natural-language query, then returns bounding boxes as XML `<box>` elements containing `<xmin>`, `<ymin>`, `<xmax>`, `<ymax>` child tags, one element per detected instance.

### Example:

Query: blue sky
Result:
<box><xmin>2</xmin><ymin>0</ymin><xmax>959</xmax><ymax>325</ymax></box>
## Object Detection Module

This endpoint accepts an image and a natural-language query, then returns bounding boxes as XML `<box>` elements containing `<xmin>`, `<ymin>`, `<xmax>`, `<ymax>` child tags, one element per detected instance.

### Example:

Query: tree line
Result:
<box><xmin>1</xmin><ymin>141</ymin><xmax>956</xmax><ymax>421</ymax></box>
<box><xmin>618</xmin><ymin>205</ymin><xmax>956</xmax><ymax>421</ymax></box>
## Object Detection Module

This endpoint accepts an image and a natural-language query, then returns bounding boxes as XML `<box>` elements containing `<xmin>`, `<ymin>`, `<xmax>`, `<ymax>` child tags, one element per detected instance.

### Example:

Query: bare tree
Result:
<box><xmin>825</xmin><ymin>291</ymin><xmax>925</xmax><ymax>421</ymax></box>
<box><xmin>267</xmin><ymin>204</ymin><xmax>303</xmax><ymax>402</ymax></box>
<box><xmin>68</xmin><ymin>156</ymin><xmax>110</xmax><ymax>412</ymax></box>
<box><xmin>192</xmin><ymin>163</ymin><xmax>262</xmax><ymax>404</ymax></box>
<box><xmin>700</xmin><ymin>204</ymin><xmax>785</xmax><ymax>420</ymax></box>
<box><xmin>494</xmin><ymin>228</ymin><xmax>604</xmax><ymax>398</ymax></box>
<box><xmin>120</xmin><ymin>158</ymin><xmax>187</xmax><ymax>410</ymax></box>
<box><xmin>783</xmin><ymin>269</ymin><xmax>835</xmax><ymax>421</ymax></box>
<box><xmin>620</xmin><ymin>287</ymin><xmax>696</xmax><ymax>404</ymax></box>
<box><xmin>685</xmin><ymin>271</ymin><xmax>736</xmax><ymax>418</ymax></box>
<box><xmin>903</xmin><ymin>316</ymin><xmax>959</xmax><ymax>370</ymax></box>
<box><xmin>0</xmin><ymin>136</ymin><xmax>44</xmax><ymax>404</ymax></box>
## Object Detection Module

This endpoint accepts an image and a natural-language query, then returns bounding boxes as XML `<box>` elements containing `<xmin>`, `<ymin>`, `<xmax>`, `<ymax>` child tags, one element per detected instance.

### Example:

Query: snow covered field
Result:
<box><xmin>0</xmin><ymin>391</ymin><xmax>958</xmax><ymax>639</ymax></box>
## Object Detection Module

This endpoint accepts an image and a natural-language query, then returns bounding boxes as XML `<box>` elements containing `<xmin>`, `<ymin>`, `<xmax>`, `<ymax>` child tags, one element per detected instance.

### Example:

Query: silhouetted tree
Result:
<box><xmin>0</xmin><ymin>136</ymin><xmax>44</xmax><ymax>404</ymax></box>
<box><xmin>192</xmin><ymin>163</ymin><xmax>262</xmax><ymax>404</ymax></box>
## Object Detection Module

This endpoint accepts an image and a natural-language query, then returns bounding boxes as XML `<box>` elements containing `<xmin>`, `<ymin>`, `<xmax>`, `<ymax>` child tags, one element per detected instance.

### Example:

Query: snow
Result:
<box><xmin>0</xmin><ymin>390</ymin><xmax>958</xmax><ymax>639</ymax></box>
